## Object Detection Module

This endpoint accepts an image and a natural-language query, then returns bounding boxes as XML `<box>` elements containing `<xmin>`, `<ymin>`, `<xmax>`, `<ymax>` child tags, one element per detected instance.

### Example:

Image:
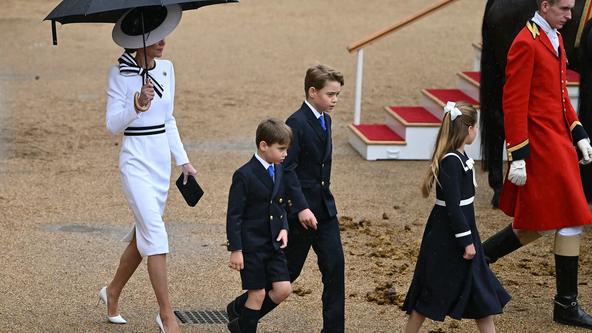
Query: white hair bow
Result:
<box><xmin>443</xmin><ymin>101</ymin><xmax>462</xmax><ymax>121</ymax></box>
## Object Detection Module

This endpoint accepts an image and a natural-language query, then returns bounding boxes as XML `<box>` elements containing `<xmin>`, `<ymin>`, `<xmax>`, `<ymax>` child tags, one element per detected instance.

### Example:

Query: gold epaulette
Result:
<box><xmin>526</xmin><ymin>21</ymin><xmax>540</xmax><ymax>40</ymax></box>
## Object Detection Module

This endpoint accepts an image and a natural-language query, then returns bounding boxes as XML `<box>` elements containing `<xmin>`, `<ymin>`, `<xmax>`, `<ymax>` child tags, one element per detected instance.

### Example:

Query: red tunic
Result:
<box><xmin>499</xmin><ymin>22</ymin><xmax>592</xmax><ymax>231</ymax></box>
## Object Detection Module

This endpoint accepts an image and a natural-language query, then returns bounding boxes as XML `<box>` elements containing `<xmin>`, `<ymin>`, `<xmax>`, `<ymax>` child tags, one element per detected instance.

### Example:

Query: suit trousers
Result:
<box><xmin>286</xmin><ymin>216</ymin><xmax>345</xmax><ymax>333</ymax></box>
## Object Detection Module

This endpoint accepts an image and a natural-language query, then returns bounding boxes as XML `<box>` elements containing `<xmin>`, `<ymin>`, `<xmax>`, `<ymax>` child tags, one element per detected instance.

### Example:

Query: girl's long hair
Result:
<box><xmin>421</xmin><ymin>101</ymin><xmax>478</xmax><ymax>197</ymax></box>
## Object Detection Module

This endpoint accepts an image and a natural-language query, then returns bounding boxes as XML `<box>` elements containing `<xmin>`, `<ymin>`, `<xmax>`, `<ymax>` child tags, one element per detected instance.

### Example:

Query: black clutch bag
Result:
<box><xmin>176</xmin><ymin>173</ymin><xmax>204</xmax><ymax>207</ymax></box>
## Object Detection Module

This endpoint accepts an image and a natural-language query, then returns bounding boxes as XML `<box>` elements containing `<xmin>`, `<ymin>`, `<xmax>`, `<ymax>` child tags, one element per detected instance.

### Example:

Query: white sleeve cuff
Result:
<box><xmin>455</xmin><ymin>230</ymin><xmax>472</xmax><ymax>238</ymax></box>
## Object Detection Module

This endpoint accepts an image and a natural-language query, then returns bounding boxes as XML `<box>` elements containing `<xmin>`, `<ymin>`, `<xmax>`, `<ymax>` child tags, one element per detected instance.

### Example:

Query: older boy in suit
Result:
<box><xmin>283</xmin><ymin>64</ymin><xmax>345</xmax><ymax>333</ymax></box>
<box><xmin>226</xmin><ymin>119</ymin><xmax>293</xmax><ymax>333</ymax></box>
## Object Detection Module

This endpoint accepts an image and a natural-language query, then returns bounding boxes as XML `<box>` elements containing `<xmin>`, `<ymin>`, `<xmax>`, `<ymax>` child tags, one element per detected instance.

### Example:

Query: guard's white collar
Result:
<box><xmin>532</xmin><ymin>11</ymin><xmax>558</xmax><ymax>38</ymax></box>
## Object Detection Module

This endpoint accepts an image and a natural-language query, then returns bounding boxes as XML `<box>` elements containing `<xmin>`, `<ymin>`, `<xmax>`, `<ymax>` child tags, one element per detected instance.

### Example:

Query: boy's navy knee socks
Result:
<box><xmin>232</xmin><ymin>292</ymin><xmax>278</xmax><ymax>320</ymax></box>
<box><xmin>259</xmin><ymin>294</ymin><xmax>279</xmax><ymax>318</ymax></box>
<box><xmin>227</xmin><ymin>293</ymin><xmax>248</xmax><ymax>321</ymax></box>
<box><xmin>236</xmin><ymin>293</ymin><xmax>248</xmax><ymax>309</ymax></box>
<box><xmin>239</xmin><ymin>307</ymin><xmax>260</xmax><ymax>333</ymax></box>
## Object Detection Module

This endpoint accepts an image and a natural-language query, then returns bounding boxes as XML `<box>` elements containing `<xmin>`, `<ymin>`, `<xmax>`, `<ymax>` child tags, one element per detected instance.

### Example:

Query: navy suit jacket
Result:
<box><xmin>284</xmin><ymin>102</ymin><xmax>337</xmax><ymax>221</ymax></box>
<box><xmin>226</xmin><ymin>156</ymin><xmax>289</xmax><ymax>252</ymax></box>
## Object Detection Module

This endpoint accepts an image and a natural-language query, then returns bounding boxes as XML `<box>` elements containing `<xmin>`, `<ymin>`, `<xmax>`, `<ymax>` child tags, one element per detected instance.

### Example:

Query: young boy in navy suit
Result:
<box><xmin>226</xmin><ymin>118</ymin><xmax>293</xmax><ymax>333</ymax></box>
<box><xmin>226</xmin><ymin>64</ymin><xmax>345</xmax><ymax>332</ymax></box>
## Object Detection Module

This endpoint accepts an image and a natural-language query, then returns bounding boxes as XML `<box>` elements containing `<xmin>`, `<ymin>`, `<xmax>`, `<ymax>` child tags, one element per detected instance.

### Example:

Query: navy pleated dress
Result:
<box><xmin>402</xmin><ymin>151</ymin><xmax>510</xmax><ymax>321</ymax></box>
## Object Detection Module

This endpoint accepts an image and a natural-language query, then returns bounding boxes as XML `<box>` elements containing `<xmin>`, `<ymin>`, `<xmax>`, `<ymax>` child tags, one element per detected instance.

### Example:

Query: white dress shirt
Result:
<box><xmin>305</xmin><ymin>100</ymin><xmax>324</xmax><ymax>120</ymax></box>
<box><xmin>254</xmin><ymin>152</ymin><xmax>272</xmax><ymax>170</ymax></box>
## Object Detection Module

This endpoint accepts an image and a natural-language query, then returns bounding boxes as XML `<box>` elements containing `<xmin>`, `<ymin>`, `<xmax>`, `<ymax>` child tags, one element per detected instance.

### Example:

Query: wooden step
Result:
<box><xmin>348</xmin><ymin>124</ymin><xmax>408</xmax><ymax>160</ymax></box>
<box><xmin>422</xmin><ymin>88</ymin><xmax>479</xmax><ymax>106</ymax></box>
<box><xmin>348</xmin><ymin>124</ymin><xmax>405</xmax><ymax>144</ymax></box>
<box><xmin>567</xmin><ymin>70</ymin><xmax>580</xmax><ymax>86</ymax></box>
<box><xmin>472</xmin><ymin>42</ymin><xmax>482</xmax><ymax>71</ymax></box>
<box><xmin>458</xmin><ymin>70</ymin><xmax>579</xmax><ymax>86</ymax></box>
<box><xmin>384</xmin><ymin>106</ymin><xmax>441</xmax><ymax>127</ymax></box>
<box><xmin>457</xmin><ymin>70</ymin><xmax>579</xmax><ymax>108</ymax></box>
<box><xmin>457</xmin><ymin>72</ymin><xmax>480</xmax><ymax>87</ymax></box>
<box><xmin>456</xmin><ymin>72</ymin><xmax>481</xmax><ymax>101</ymax></box>
<box><xmin>420</xmin><ymin>88</ymin><xmax>480</xmax><ymax>122</ymax></box>
<box><xmin>566</xmin><ymin>70</ymin><xmax>580</xmax><ymax>108</ymax></box>
<box><xmin>384</xmin><ymin>106</ymin><xmax>441</xmax><ymax>145</ymax></box>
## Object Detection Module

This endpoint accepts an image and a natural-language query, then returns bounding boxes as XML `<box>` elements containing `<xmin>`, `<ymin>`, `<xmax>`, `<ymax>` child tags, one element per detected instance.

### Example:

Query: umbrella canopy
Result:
<box><xmin>45</xmin><ymin>0</ymin><xmax>238</xmax><ymax>44</ymax></box>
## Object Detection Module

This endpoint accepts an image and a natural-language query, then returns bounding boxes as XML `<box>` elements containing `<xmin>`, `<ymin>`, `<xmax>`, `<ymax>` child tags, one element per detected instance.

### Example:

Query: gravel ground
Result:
<box><xmin>2</xmin><ymin>0</ymin><xmax>592</xmax><ymax>332</ymax></box>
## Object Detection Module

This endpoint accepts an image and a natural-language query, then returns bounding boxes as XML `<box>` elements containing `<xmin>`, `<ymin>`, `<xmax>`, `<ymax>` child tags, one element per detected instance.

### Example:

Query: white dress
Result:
<box><xmin>106</xmin><ymin>59</ymin><xmax>188</xmax><ymax>257</ymax></box>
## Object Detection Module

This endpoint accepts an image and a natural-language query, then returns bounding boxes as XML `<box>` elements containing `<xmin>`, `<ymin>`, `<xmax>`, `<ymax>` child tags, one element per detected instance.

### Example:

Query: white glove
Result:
<box><xmin>577</xmin><ymin>139</ymin><xmax>592</xmax><ymax>165</ymax></box>
<box><xmin>508</xmin><ymin>160</ymin><xmax>526</xmax><ymax>186</ymax></box>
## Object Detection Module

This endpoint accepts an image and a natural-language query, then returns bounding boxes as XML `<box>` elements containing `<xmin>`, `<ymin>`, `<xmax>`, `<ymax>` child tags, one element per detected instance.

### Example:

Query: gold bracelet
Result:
<box><xmin>134</xmin><ymin>92</ymin><xmax>150</xmax><ymax>112</ymax></box>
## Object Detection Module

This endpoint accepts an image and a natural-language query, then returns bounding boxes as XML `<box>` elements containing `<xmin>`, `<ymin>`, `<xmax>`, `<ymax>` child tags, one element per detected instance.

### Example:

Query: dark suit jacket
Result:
<box><xmin>226</xmin><ymin>156</ymin><xmax>289</xmax><ymax>252</ymax></box>
<box><xmin>284</xmin><ymin>102</ymin><xmax>337</xmax><ymax>221</ymax></box>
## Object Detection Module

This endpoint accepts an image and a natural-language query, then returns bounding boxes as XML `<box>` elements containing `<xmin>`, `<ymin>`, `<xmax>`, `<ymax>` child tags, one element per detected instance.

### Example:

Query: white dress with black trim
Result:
<box><xmin>402</xmin><ymin>151</ymin><xmax>510</xmax><ymax>321</ymax></box>
<box><xmin>106</xmin><ymin>57</ymin><xmax>188</xmax><ymax>257</ymax></box>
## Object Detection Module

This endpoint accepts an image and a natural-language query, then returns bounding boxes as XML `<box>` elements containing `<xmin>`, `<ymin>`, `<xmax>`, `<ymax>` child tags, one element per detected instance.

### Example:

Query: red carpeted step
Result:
<box><xmin>349</xmin><ymin>124</ymin><xmax>405</xmax><ymax>143</ymax></box>
<box><xmin>460</xmin><ymin>70</ymin><xmax>578</xmax><ymax>86</ymax></box>
<box><xmin>385</xmin><ymin>106</ymin><xmax>440</xmax><ymax>126</ymax></box>
<box><xmin>458</xmin><ymin>71</ymin><xmax>480</xmax><ymax>86</ymax></box>
<box><xmin>422</xmin><ymin>88</ymin><xmax>479</xmax><ymax>107</ymax></box>
<box><xmin>567</xmin><ymin>69</ymin><xmax>579</xmax><ymax>85</ymax></box>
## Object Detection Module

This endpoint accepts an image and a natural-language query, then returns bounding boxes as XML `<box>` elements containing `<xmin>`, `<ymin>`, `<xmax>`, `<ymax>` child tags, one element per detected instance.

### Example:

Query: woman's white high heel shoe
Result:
<box><xmin>155</xmin><ymin>313</ymin><xmax>166</xmax><ymax>333</ymax></box>
<box><xmin>97</xmin><ymin>286</ymin><xmax>127</xmax><ymax>324</ymax></box>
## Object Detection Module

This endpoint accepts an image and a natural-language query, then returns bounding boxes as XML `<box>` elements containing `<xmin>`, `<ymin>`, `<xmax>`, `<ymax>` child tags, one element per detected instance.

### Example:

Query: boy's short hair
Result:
<box><xmin>256</xmin><ymin>118</ymin><xmax>293</xmax><ymax>148</ymax></box>
<box><xmin>304</xmin><ymin>64</ymin><xmax>344</xmax><ymax>98</ymax></box>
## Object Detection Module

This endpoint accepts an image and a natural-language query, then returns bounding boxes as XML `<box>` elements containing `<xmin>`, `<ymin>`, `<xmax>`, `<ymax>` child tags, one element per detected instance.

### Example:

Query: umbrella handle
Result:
<box><xmin>141</xmin><ymin>9</ymin><xmax>148</xmax><ymax>85</ymax></box>
<box><xmin>51</xmin><ymin>20</ymin><xmax>57</xmax><ymax>46</ymax></box>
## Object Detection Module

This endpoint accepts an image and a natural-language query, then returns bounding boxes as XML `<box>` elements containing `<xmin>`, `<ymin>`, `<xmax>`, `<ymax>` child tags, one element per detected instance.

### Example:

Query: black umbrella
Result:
<box><xmin>45</xmin><ymin>0</ymin><xmax>237</xmax><ymax>85</ymax></box>
<box><xmin>45</xmin><ymin>0</ymin><xmax>238</xmax><ymax>45</ymax></box>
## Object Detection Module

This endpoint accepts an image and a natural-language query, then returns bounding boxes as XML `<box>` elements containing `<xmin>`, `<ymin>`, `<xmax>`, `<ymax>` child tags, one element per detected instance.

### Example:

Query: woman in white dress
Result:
<box><xmin>98</xmin><ymin>5</ymin><xmax>194</xmax><ymax>333</ymax></box>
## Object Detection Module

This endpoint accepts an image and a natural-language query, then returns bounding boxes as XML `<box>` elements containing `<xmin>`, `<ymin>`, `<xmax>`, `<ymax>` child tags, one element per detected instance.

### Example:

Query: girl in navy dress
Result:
<box><xmin>403</xmin><ymin>101</ymin><xmax>510</xmax><ymax>333</ymax></box>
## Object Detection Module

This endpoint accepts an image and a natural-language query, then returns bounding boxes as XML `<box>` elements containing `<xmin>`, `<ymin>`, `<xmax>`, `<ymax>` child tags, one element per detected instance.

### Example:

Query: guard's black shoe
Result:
<box><xmin>227</xmin><ymin>318</ymin><xmax>241</xmax><ymax>333</ymax></box>
<box><xmin>554</xmin><ymin>296</ymin><xmax>592</xmax><ymax>329</ymax></box>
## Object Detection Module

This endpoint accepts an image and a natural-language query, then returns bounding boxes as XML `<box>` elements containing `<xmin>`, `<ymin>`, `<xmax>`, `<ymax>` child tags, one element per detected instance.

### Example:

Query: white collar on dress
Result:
<box><xmin>443</xmin><ymin>151</ymin><xmax>477</xmax><ymax>187</ymax></box>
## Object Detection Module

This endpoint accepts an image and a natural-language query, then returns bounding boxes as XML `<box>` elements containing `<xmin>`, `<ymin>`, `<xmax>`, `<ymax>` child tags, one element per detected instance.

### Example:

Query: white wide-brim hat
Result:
<box><xmin>112</xmin><ymin>4</ymin><xmax>182</xmax><ymax>49</ymax></box>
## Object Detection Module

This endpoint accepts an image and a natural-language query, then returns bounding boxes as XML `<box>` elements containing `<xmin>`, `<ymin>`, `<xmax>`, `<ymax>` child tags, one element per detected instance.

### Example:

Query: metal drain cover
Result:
<box><xmin>174</xmin><ymin>310</ymin><xmax>229</xmax><ymax>324</ymax></box>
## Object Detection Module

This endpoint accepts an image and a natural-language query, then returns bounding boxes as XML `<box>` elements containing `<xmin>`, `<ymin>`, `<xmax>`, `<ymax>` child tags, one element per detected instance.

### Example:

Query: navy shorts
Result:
<box><xmin>240</xmin><ymin>249</ymin><xmax>290</xmax><ymax>290</ymax></box>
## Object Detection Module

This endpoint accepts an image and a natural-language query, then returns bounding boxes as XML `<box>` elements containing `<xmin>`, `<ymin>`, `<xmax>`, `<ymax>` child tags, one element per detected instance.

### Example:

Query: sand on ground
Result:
<box><xmin>1</xmin><ymin>0</ymin><xmax>592</xmax><ymax>332</ymax></box>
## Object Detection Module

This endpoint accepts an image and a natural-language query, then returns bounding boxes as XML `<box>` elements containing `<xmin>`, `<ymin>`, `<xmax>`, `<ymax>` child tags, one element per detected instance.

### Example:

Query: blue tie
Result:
<box><xmin>319</xmin><ymin>115</ymin><xmax>327</xmax><ymax>131</ymax></box>
<box><xmin>267</xmin><ymin>165</ymin><xmax>275</xmax><ymax>182</ymax></box>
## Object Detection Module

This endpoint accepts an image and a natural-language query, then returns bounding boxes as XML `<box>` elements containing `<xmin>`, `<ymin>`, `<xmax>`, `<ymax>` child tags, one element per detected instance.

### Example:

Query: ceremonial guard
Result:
<box><xmin>482</xmin><ymin>0</ymin><xmax>592</xmax><ymax>329</ymax></box>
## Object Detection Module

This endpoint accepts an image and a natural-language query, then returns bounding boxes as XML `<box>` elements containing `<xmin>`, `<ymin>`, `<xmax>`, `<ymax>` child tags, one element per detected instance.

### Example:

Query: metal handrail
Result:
<box><xmin>348</xmin><ymin>0</ymin><xmax>459</xmax><ymax>125</ymax></box>
<box><xmin>347</xmin><ymin>0</ymin><xmax>458</xmax><ymax>53</ymax></box>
